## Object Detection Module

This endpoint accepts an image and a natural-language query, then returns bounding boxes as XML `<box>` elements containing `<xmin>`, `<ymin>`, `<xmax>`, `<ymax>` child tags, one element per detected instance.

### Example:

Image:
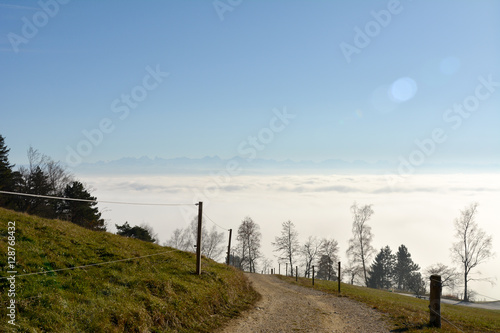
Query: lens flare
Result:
<box><xmin>390</xmin><ymin>77</ymin><xmax>418</xmax><ymax>102</ymax></box>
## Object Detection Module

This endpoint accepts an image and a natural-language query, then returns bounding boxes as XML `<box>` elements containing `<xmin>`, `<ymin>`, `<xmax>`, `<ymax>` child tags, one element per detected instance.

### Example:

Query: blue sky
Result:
<box><xmin>1</xmin><ymin>0</ymin><xmax>499</xmax><ymax>167</ymax></box>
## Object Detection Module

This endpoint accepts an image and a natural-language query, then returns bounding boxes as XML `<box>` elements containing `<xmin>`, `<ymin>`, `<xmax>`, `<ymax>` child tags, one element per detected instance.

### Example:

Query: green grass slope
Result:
<box><xmin>0</xmin><ymin>208</ymin><xmax>258</xmax><ymax>332</ymax></box>
<box><xmin>278</xmin><ymin>276</ymin><xmax>500</xmax><ymax>332</ymax></box>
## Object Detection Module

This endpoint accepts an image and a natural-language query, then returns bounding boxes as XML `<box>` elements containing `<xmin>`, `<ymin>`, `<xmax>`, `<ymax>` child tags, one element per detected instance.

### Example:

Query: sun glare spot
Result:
<box><xmin>390</xmin><ymin>77</ymin><xmax>418</xmax><ymax>103</ymax></box>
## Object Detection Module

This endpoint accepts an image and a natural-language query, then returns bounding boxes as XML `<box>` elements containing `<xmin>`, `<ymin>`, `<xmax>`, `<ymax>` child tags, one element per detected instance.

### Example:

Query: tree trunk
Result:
<box><xmin>464</xmin><ymin>271</ymin><xmax>468</xmax><ymax>302</ymax></box>
<box><xmin>359</xmin><ymin>231</ymin><xmax>368</xmax><ymax>286</ymax></box>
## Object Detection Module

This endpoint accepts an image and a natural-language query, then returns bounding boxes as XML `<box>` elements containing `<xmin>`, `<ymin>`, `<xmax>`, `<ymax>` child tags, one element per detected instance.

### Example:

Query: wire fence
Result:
<box><xmin>203</xmin><ymin>212</ymin><xmax>230</xmax><ymax>231</ymax></box>
<box><xmin>474</xmin><ymin>292</ymin><xmax>500</xmax><ymax>302</ymax></box>
<box><xmin>0</xmin><ymin>190</ymin><xmax>234</xmax><ymax>279</ymax></box>
<box><xmin>428</xmin><ymin>306</ymin><xmax>465</xmax><ymax>332</ymax></box>
<box><xmin>0</xmin><ymin>190</ymin><xmax>195</xmax><ymax>206</ymax></box>
<box><xmin>1</xmin><ymin>249</ymin><xmax>181</xmax><ymax>279</ymax></box>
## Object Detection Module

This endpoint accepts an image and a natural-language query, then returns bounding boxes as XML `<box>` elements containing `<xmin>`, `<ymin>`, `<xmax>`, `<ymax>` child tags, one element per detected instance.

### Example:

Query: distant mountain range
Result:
<box><xmin>70</xmin><ymin>156</ymin><xmax>499</xmax><ymax>175</ymax></box>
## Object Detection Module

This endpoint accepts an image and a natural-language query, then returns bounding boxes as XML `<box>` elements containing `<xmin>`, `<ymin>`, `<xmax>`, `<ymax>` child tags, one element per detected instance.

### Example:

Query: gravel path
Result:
<box><xmin>218</xmin><ymin>273</ymin><xmax>391</xmax><ymax>333</ymax></box>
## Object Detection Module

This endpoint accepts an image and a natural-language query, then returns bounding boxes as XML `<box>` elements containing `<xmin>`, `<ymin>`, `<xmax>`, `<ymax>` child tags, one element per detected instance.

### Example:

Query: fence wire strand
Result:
<box><xmin>1</xmin><ymin>249</ymin><xmax>180</xmax><ymax>279</ymax></box>
<box><xmin>428</xmin><ymin>306</ymin><xmax>465</xmax><ymax>332</ymax></box>
<box><xmin>473</xmin><ymin>292</ymin><xmax>500</xmax><ymax>302</ymax></box>
<box><xmin>0</xmin><ymin>190</ymin><xmax>195</xmax><ymax>206</ymax></box>
<box><xmin>203</xmin><ymin>212</ymin><xmax>230</xmax><ymax>231</ymax></box>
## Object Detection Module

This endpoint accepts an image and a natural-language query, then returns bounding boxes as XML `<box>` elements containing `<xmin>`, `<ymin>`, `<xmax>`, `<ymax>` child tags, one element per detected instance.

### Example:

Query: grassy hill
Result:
<box><xmin>0</xmin><ymin>208</ymin><xmax>258</xmax><ymax>332</ymax></box>
<box><xmin>278</xmin><ymin>275</ymin><xmax>500</xmax><ymax>332</ymax></box>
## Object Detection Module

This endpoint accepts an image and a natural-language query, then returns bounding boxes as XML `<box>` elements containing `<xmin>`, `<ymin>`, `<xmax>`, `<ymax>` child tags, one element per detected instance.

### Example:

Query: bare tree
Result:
<box><xmin>46</xmin><ymin>159</ymin><xmax>73</xmax><ymax>195</ymax></box>
<box><xmin>236</xmin><ymin>216</ymin><xmax>261</xmax><ymax>272</ymax></box>
<box><xmin>261</xmin><ymin>257</ymin><xmax>273</xmax><ymax>274</ymax></box>
<box><xmin>346</xmin><ymin>202</ymin><xmax>375</xmax><ymax>286</ymax></box>
<box><xmin>425</xmin><ymin>263</ymin><xmax>460</xmax><ymax>291</ymax></box>
<box><xmin>164</xmin><ymin>228</ymin><xmax>190</xmax><ymax>250</ymax></box>
<box><xmin>204</xmin><ymin>224</ymin><xmax>225</xmax><ymax>261</ymax></box>
<box><xmin>302</xmin><ymin>236</ymin><xmax>322</xmax><ymax>277</ymax></box>
<box><xmin>343</xmin><ymin>262</ymin><xmax>364</xmax><ymax>285</ymax></box>
<box><xmin>450</xmin><ymin>203</ymin><xmax>495</xmax><ymax>301</ymax></box>
<box><xmin>26</xmin><ymin>146</ymin><xmax>48</xmax><ymax>175</ymax></box>
<box><xmin>234</xmin><ymin>241</ymin><xmax>247</xmax><ymax>270</ymax></box>
<box><xmin>272</xmin><ymin>220</ymin><xmax>300</xmax><ymax>276</ymax></box>
<box><xmin>165</xmin><ymin>218</ymin><xmax>225</xmax><ymax>261</ymax></box>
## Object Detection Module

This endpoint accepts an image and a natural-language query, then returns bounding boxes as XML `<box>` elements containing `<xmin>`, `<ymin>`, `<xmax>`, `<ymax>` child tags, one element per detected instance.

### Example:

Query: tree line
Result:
<box><xmin>0</xmin><ymin>134</ymin><xmax>158</xmax><ymax>243</ymax></box>
<box><xmin>0</xmin><ymin>135</ymin><xmax>105</xmax><ymax>230</ymax></box>
<box><xmin>166</xmin><ymin>201</ymin><xmax>494</xmax><ymax>301</ymax></box>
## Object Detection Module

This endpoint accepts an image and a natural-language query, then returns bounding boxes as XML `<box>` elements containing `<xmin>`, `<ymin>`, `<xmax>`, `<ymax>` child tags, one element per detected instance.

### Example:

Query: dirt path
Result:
<box><xmin>218</xmin><ymin>273</ymin><xmax>391</xmax><ymax>333</ymax></box>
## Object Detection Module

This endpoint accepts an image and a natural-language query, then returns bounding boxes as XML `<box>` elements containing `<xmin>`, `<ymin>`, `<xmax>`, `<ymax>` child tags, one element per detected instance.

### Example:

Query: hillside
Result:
<box><xmin>0</xmin><ymin>208</ymin><xmax>258</xmax><ymax>332</ymax></box>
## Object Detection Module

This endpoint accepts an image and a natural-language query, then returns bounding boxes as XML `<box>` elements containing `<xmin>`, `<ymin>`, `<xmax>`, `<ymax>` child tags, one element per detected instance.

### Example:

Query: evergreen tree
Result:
<box><xmin>367</xmin><ymin>246</ymin><xmax>395</xmax><ymax>289</ymax></box>
<box><xmin>25</xmin><ymin>166</ymin><xmax>52</xmax><ymax>217</ymax></box>
<box><xmin>116</xmin><ymin>222</ymin><xmax>157</xmax><ymax>243</ymax></box>
<box><xmin>407</xmin><ymin>272</ymin><xmax>426</xmax><ymax>297</ymax></box>
<box><xmin>0</xmin><ymin>135</ymin><xmax>14</xmax><ymax>207</ymax></box>
<box><xmin>316</xmin><ymin>255</ymin><xmax>335</xmax><ymax>280</ymax></box>
<box><xmin>61</xmin><ymin>181</ymin><xmax>106</xmax><ymax>231</ymax></box>
<box><xmin>394</xmin><ymin>244</ymin><xmax>420</xmax><ymax>291</ymax></box>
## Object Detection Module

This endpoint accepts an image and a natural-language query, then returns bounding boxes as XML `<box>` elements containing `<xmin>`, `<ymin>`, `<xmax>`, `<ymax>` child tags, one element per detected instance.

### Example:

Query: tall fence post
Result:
<box><xmin>429</xmin><ymin>275</ymin><xmax>442</xmax><ymax>328</ymax></box>
<box><xmin>226</xmin><ymin>228</ymin><xmax>232</xmax><ymax>265</ymax></box>
<box><xmin>312</xmin><ymin>265</ymin><xmax>315</xmax><ymax>286</ymax></box>
<box><xmin>296</xmin><ymin>266</ymin><xmax>298</xmax><ymax>281</ymax></box>
<box><xmin>338</xmin><ymin>261</ymin><xmax>341</xmax><ymax>293</ymax></box>
<box><xmin>195</xmin><ymin>202</ymin><xmax>203</xmax><ymax>275</ymax></box>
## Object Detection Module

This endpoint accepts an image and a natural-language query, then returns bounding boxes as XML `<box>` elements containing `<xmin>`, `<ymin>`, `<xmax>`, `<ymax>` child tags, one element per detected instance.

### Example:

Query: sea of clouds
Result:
<box><xmin>82</xmin><ymin>172</ymin><xmax>500</xmax><ymax>301</ymax></box>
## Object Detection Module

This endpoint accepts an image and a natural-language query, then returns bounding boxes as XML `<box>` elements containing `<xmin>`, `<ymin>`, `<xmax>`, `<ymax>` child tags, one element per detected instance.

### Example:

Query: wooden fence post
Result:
<box><xmin>429</xmin><ymin>275</ymin><xmax>442</xmax><ymax>328</ymax></box>
<box><xmin>195</xmin><ymin>201</ymin><xmax>203</xmax><ymax>275</ymax></box>
<box><xmin>312</xmin><ymin>265</ymin><xmax>315</xmax><ymax>286</ymax></box>
<box><xmin>226</xmin><ymin>229</ymin><xmax>232</xmax><ymax>265</ymax></box>
<box><xmin>338</xmin><ymin>261</ymin><xmax>341</xmax><ymax>293</ymax></box>
<box><xmin>296</xmin><ymin>266</ymin><xmax>298</xmax><ymax>281</ymax></box>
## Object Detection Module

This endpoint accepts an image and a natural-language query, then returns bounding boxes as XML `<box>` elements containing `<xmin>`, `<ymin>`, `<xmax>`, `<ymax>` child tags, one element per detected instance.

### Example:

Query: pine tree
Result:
<box><xmin>0</xmin><ymin>135</ymin><xmax>14</xmax><ymax>207</ymax></box>
<box><xmin>394</xmin><ymin>244</ymin><xmax>420</xmax><ymax>291</ymax></box>
<box><xmin>407</xmin><ymin>272</ymin><xmax>426</xmax><ymax>297</ymax></box>
<box><xmin>61</xmin><ymin>181</ymin><xmax>106</xmax><ymax>231</ymax></box>
<box><xmin>316</xmin><ymin>255</ymin><xmax>335</xmax><ymax>280</ymax></box>
<box><xmin>367</xmin><ymin>246</ymin><xmax>395</xmax><ymax>289</ymax></box>
<box><xmin>116</xmin><ymin>222</ymin><xmax>157</xmax><ymax>243</ymax></box>
<box><xmin>25</xmin><ymin>166</ymin><xmax>52</xmax><ymax>217</ymax></box>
